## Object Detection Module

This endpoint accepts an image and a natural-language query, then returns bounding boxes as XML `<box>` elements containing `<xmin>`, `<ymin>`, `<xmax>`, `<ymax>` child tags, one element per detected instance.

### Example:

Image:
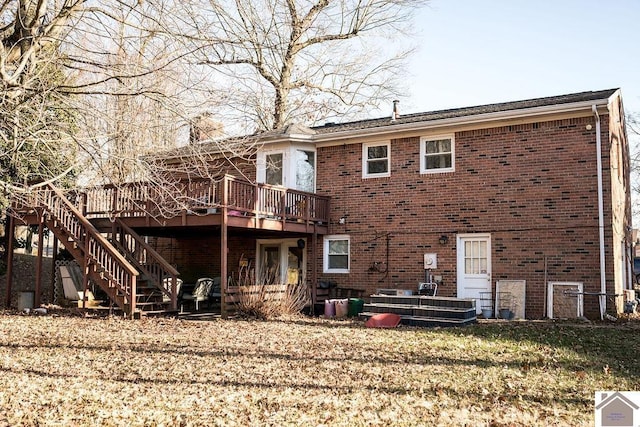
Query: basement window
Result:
<box><xmin>323</xmin><ymin>235</ymin><xmax>350</xmax><ymax>273</ymax></box>
<box><xmin>420</xmin><ymin>135</ymin><xmax>454</xmax><ymax>174</ymax></box>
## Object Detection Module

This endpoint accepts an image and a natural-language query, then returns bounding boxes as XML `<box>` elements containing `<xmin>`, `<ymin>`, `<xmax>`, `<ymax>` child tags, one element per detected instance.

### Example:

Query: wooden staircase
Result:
<box><xmin>106</xmin><ymin>219</ymin><xmax>180</xmax><ymax>314</ymax></box>
<box><xmin>360</xmin><ymin>294</ymin><xmax>477</xmax><ymax>327</ymax></box>
<box><xmin>25</xmin><ymin>184</ymin><xmax>179</xmax><ymax>316</ymax></box>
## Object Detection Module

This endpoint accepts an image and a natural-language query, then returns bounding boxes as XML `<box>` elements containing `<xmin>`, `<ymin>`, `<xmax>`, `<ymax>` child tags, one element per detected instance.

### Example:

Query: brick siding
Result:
<box><xmin>316</xmin><ymin>115</ymin><xmax>613</xmax><ymax>318</ymax></box>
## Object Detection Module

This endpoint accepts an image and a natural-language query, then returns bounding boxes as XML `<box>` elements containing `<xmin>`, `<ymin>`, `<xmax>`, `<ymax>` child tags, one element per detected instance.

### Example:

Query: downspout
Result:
<box><xmin>593</xmin><ymin>104</ymin><xmax>606</xmax><ymax>320</ymax></box>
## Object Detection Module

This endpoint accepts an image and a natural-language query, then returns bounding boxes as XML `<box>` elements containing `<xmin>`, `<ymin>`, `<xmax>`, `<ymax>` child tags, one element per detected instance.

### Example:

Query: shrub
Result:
<box><xmin>233</xmin><ymin>263</ymin><xmax>310</xmax><ymax>319</ymax></box>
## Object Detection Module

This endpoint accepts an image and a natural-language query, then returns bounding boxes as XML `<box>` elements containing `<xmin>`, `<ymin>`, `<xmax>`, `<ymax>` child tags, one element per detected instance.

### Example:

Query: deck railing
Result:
<box><xmin>81</xmin><ymin>175</ymin><xmax>330</xmax><ymax>224</ymax></box>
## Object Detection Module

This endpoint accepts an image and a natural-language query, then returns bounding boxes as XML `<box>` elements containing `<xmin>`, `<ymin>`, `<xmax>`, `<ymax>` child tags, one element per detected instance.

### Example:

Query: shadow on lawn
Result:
<box><xmin>2</xmin><ymin>318</ymin><xmax>638</xmax><ymax>375</ymax></box>
<box><xmin>0</xmin><ymin>361</ymin><xmax>590</xmax><ymax>410</ymax></box>
<box><xmin>178</xmin><ymin>312</ymin><xmax>640</xmax><ymax>376</ymax></box>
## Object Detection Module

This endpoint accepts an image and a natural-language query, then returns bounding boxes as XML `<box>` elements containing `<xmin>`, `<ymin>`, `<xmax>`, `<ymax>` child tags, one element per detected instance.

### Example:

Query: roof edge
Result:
<box><xmin>312</xmin><ymin>96</ymin><xmax>614</xmax><ymax>143</ymax></box>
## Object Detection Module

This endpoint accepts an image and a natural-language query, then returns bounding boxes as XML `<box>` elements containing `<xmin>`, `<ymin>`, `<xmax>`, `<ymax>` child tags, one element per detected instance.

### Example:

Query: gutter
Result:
<box><xmin>593</xmin><ymin>104</ymin><xmax>606</xmax><ymax>320</ymax></box>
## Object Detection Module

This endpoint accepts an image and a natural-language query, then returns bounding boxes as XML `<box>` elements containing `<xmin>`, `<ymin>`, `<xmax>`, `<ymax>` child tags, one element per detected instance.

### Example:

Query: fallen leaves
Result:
<box><xmin>0</xmin><ymin>313</ymin><xmax>638</xmax><ymax>426</ymax></box>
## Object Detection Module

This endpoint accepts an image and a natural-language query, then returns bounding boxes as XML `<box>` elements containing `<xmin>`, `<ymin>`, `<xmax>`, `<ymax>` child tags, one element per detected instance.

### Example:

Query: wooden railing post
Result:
<box><xmin>282</xmin><ymin>189</ymin><xmax>288</xmax><ymax>226</ymax></box>
<box><xmin>130</xmin><ymin>275</ymin><xmax>137</xmax><ymax>318</ymax></box>
<box><xmin>111</xmin><ymin>187</ymin><xmax>118</xmax><ymax>215</ymax></box>
<box><xmin>305</xmin><ymin>194</ymin><xmax>310</xmax><ymax>222</ymax></box>
<box><xmin>253</xmin><ymin>179</ymin><xmax>260</xmax><ymax>217</ymax></box>
<box><xmin>171</xmin><ymin>276</ymin><xmax>177</xmax><ymax>312</ymax></box>
<box><xmin>81</xmin><ymin>191</ymin><xmax>88</xmax><ymax>216</ymax></box>
<box><xmin>82</xmin><ymin>230</ymin><xmax>90</xmax><ymax>310</ymax></box>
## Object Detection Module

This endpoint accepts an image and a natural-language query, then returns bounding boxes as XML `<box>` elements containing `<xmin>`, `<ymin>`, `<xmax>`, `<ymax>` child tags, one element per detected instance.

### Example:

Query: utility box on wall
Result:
<box><xmin>424</xmin><ymin>253</ymin><xmax>437</xmax><ymax>269</ymax></box>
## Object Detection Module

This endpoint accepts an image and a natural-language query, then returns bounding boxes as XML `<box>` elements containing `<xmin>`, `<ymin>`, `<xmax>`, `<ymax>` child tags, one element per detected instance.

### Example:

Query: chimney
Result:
<box><xmin>189</xmin><ymin>113</ymin><xmax>223</xmax><ymax>143</ymax></box>
<box><xmin>391</xmin><ymin>100</ymin><xmax>400</xmax><ymax>121</ymax></box>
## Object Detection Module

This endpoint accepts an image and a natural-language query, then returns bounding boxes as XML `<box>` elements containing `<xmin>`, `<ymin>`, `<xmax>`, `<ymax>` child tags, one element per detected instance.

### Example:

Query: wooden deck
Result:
<box><xmin>8</xmin><ymin>177</ymin><xmax>330</xmax><ymax>316</ymax></box>
<box><xmin>85</xmin><ymin>175</ymin><xmax>329</xmax><ymax>233</ymax></box>
<box><xmin>24</xmin><ymin>175</ymin><xmax>331</xmax><ymax>234</ymax></box>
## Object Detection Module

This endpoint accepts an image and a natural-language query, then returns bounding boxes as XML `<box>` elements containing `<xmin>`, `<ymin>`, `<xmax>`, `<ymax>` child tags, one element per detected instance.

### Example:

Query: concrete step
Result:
<box><xmin>364</xmin><ymin>303</ymin><xmax>476</xmax><ymax>320</ymax></box>
<box><xmin>369</xmin><ymin>294</ymin><xmax>476</xmax><ymax>310</ymax></box>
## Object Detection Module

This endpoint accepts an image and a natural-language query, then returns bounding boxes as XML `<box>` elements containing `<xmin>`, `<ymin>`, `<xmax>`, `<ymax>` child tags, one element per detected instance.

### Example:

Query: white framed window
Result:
<box><xmin>295</xmin><ymin>149</ymin><xmax>315</xmax><ymax>192</ymax></box>
<box><xmin>265</xmin><ymin>152</ymin><xmax>284</xmax><ymax>186</ymax></box>
<box><xmin>362</xmin><ymin>141</ymin><xmax>390</xmax><ymax>178</ymax></box>
<box><xmin>323</xmin><ymin>235</ymin><xmax>350</xmax><ymax>273</ymax></box>
<box><xmin>420</xmin><ymin>135</ymin><xmax>454</xmax><ymax>174</ymax></box>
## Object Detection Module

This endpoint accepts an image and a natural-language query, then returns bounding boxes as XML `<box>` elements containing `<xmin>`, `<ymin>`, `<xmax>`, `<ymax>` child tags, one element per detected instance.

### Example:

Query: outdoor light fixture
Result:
<box><xmin>439</xmin><ymin>235</ymin><xmax>449</xmax><ymax>245</ymax></box>
<box><xmin>338</xmin><ymin>217</ymin><xmax>346</xmax><ymax>225</ymax></box>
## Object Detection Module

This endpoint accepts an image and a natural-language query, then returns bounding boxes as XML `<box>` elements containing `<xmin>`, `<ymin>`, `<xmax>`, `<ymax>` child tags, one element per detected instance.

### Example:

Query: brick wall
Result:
<box><xmin>152</xmin><ymin>234</ymin><xmax>256</xmax><ymax>284</ymax></box>
<box><xmin>316</xmin><ymin>115</ymin><xmax>613</xmax><ymax>318</ymax></box>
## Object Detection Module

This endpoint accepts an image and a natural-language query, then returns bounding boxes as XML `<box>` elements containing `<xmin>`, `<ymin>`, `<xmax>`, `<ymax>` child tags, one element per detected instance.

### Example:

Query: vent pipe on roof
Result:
<box><xmin>391</xmin><ymin>100</ymin><xmax>400</xmax><ymax>121</ymax></box>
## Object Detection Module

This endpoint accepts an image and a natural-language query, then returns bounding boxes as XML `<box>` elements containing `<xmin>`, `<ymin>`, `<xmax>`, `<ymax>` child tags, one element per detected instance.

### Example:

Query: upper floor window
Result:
<box><xmin>362</xmin><ymin>142</ymin><xmax>390</xmax><ymax>178</ymax></box>
<box><xmin>257</xmin><ymin>146</ymin><xmax>316</xmax><ymax>192</ymax></box>
<box><xmin>295</xmin><ymin>150</ymin><xmax>315</xmax><ymax>192</ymax></box>
<box><xmin>265</xmin><ymin>153</ymin><xmax>284</xmax><ymax>186</ymax></box>
<box><xmin>420</xmin><ymin>136</ymin><xmax>454</xmax><ymax>174</ymax></box>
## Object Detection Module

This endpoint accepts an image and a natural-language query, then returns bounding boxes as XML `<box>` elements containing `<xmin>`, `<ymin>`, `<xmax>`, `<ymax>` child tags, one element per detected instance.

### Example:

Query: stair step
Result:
<box><xmin>140</xmin><ymin>309</ymin><xmax>180</xmax><ymax>317</ymax></box>
<box><xmin>364</xmin><ymin>303</ymin><xmax>476</xmax><ymax>320</ymax></box>
<box><xmin>369</xmin><ymin>294</ymin><xmax>476</xmax><ymax>310</ymax></box>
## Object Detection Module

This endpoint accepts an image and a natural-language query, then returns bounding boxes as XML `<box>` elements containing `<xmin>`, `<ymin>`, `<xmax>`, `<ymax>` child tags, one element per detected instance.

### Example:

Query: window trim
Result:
<box><xmin>362</xmin><ymin>141</ymin><xmax>391</xmax><ymax>178</ymax></box>
<box><xmin>265</xmin><ymin>152</ymin><xmax>284</xmax><ymax>186</ymax></box>
<box><xmin>420</xmin><ymin>135</ymin><xmax>455</xmax><ymax>174</ymax></box>
<box><xmin>257</xmin><ymin>149</ymin><xmax>287</xmax><ymax>186</ymax></box>
<box><xmin>323</xmin><ymin>235</ymin><xmax>350</xmax><ymax>273</ymax></box>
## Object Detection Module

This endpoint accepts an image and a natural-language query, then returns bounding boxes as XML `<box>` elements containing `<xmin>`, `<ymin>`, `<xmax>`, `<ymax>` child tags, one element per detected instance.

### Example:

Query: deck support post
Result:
<box><xmin>51</xmin><ymin>236</ymin><xmax>58</xmax><ymax>302</ymax></box>
<box><xmin>82</xmin><ymin>233</ymin><xmax>90</xmax><ymax>310</ymax></box>
<box><xmin>4</xmin><ymin>214</ymin><xmax>14</xmax><ymax>308</ymax></box>
<box><xmin>221</xmin><ymin>177</ymin><xmax>229</xmax><ymax>319</ymax></box>
<box><xmin>311</xmin><ymin>231</ymin><xmax>317</xmax><ymax>313</ymax></box>
<box><xmin>34</xmin><ymin>214</ymin><xmax>45</xmax><ymax>307</ymax></box>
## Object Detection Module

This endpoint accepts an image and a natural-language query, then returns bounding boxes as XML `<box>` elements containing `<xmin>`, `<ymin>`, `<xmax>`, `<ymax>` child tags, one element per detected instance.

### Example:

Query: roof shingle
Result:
<box><xmin>311</xmin><ymin>88</ymin><xmax>619</xmax><ymax>134</ymax></box>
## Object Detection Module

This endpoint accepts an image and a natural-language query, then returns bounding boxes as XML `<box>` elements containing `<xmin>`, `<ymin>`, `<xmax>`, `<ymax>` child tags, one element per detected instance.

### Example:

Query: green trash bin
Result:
<box><xmin>348</xmin><ymin>298</ymin><xmax>364</xmax><ymax>317</ymax></box>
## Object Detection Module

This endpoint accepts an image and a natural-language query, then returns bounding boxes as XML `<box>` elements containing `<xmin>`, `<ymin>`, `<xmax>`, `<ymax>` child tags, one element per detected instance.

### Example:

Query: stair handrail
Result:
<box><xmin>34</xmin><ymin>184</ymin><xmax>139</xmax><ymax>312</ymax></box>
<box><xmin>112</xmin><ymin>218</ymin><xmax>180</xmax><ymax>309</ymax></box>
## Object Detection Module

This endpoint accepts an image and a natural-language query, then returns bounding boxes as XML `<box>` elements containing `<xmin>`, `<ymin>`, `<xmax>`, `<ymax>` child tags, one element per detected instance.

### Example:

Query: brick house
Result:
<box><xmin>6</xmin><ymin>88</ymin><xmax>632</xmax><ymax>320</ymax></box>
<box><xmin>307</xmin><ymin>88</ymin><xmax>632</xmax><ymax>320</ymax></box>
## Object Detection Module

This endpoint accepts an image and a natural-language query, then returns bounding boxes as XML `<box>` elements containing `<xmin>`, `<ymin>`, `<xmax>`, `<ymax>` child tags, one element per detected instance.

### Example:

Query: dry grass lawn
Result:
<box><xmin>0</xmin><ymin>310</ymin><xmax>639</xmax><ymax>426</ymax></box>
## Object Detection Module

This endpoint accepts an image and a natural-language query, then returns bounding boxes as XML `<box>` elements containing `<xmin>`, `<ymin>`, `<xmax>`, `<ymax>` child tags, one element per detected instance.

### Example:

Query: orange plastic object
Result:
<box><xmin>365</xmin><ymin>313</ymin><xmax>401</xmax><ymax>328</ymax></box>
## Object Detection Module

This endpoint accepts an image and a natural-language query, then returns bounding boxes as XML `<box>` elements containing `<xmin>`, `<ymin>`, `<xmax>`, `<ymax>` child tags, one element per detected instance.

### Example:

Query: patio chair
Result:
<box><xmin>209</xmin><ymin>277</ymin><xmax>221</xmax><ymax>302</ymax></box>
<box><xmin>418</xmin><ymin>282</ymin><xmax>437</xmax><ymax>296</ymax></box>
<box><xmin>181</xmin><ymin>277</ymin><xmax>215</xmax><ymax>311</ymax></box>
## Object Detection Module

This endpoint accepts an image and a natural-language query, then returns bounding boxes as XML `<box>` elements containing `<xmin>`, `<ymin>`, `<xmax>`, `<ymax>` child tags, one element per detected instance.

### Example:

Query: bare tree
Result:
<box><xmin>0</xmin><ymin>0</ymin><xmax>429</xmax><ymax>220</ymax></box>
<box><xmin>188</xmin><ymin>0</ymin><xmax>427</xmax><ymax>131</ymax></box>
<box><xmin>0</xmin><ymin>1</ymin><xmax>209</xmax><ymax>203</ymax></box>
<box><xmin>627</xmin><ymin>112</ymin><xmax>640</xmax><ymax>221</ymax></box>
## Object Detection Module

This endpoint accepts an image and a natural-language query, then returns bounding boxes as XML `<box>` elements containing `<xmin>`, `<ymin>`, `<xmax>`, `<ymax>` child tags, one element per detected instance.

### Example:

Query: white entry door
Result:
<box><xmin>457</xmin><ymin>234</ymin><xmax>492</xmax><ymax>313</ymax></box>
